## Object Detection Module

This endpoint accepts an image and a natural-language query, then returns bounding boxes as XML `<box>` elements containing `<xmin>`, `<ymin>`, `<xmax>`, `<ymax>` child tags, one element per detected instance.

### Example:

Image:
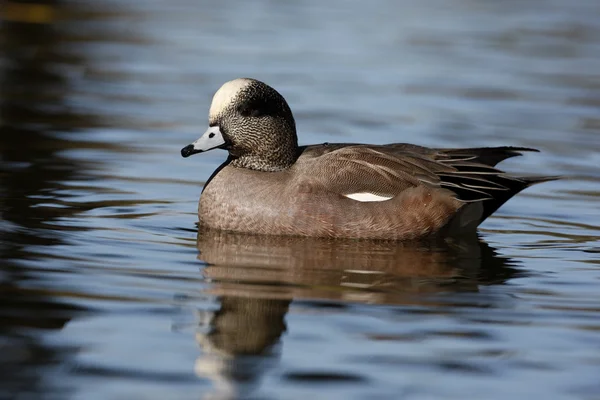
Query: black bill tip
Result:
<box><xmin>181</xmin><ymin>144</ymin><xmax>198</xmax><ymax>158</ymax></box>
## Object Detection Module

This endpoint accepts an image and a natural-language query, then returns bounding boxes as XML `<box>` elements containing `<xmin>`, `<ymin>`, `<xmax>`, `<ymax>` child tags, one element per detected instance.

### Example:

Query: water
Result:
<box><xmin>1</xmin><ymin>0</ymin><xmax>599</xmax><ymax>399</ymax></box>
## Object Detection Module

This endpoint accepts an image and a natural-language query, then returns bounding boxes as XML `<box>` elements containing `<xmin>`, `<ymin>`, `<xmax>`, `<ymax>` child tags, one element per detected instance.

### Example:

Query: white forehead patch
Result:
<box><xmin>209</xmin><ymin>78</ymin><xmax>252</xmax><ymax>120</ymax></box>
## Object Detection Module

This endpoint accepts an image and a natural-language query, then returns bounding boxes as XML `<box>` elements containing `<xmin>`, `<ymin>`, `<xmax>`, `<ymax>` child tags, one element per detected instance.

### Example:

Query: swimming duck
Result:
<box><xmin>181</xmin><ymin>78</ymin><xmax>554</xmax><ymax>240</ymax></box>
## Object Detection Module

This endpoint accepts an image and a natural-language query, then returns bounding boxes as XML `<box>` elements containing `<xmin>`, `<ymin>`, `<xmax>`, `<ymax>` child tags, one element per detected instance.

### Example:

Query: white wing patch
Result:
<box><xmin>209</xmin><ymin>78</ymin><xmax>252</xmax><ymax>120</ymax></box>
<box><xmin>344</xmin><ymin>192</ymin><xmax>394</xmax><ymax>202</ymax></box>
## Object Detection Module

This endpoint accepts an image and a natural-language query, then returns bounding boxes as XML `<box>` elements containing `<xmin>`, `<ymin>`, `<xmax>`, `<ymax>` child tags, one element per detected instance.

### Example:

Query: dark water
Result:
<box><xmin>1</xmin><ymin>1</ymin><xmax>599</xmax><ymax>399</ymax></box>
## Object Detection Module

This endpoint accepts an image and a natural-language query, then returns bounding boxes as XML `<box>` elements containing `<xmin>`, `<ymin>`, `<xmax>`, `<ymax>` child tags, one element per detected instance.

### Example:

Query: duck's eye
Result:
<box><xmin>237</xmin><ymin>97</ymin><xmax>275</xmax><ymax>118</ymax></box>
<box><xmin>247</xmin><ymin>108</ymin><xmax>264</xmax><ymax>118</ymax></box>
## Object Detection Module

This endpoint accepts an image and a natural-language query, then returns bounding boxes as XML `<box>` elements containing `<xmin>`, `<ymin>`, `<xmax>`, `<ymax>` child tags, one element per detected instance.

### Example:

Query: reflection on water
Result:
<box><xmin>198</xmin><ymin>229</ymin><xmax>517</xmax><ymax>302</ymax></box>
<box><xmin>1</xmin><ymin>0</ymin><xmax>599</xmax><ymax>399</ymax></box>
<box><xmin>194</xmin><ymin>230</ymin><xmax>516</xmax><ymax>398</ymax></box>
<box><xmin>195</xmin><ymin>296</ymin><xmax>289</xmax><ymax>400</ymax></box>
<box><xmin>0</xmin><ymin>2</ymin><xmax>93</xmax><ymax>398</ymax></box>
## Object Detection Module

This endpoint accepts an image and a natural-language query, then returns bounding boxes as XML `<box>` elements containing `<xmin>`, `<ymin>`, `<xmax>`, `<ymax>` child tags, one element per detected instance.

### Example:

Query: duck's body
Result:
<box><xmin>182</xmin><ymin>78</ymin><xmax>555</xmax><ymax>240</ymax></box>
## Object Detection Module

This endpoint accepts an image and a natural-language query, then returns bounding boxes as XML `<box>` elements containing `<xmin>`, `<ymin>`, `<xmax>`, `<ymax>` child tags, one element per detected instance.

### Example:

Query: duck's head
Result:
<box><xmin>181</xmin><ymin>78</ymin><xmax>298</xmax><ymax>171</ymax></box>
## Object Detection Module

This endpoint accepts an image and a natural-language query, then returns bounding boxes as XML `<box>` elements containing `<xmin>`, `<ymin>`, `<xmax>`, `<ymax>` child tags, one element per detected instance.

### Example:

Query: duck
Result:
<box><xmin>181</xmin><ymin>78</ymin><xmax>555</xmax><ymax>240</ymax></box>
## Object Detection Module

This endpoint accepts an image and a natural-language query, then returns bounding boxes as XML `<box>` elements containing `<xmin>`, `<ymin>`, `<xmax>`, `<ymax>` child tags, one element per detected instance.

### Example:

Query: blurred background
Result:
<box><xmin>1</xmin><ymin>0</ymin><xmax>599</xmax><ymax>399</ymax></box>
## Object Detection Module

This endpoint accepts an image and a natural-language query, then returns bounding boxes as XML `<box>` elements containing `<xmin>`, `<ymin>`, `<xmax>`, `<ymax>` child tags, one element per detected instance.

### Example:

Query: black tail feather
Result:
<box><xmin>435</xmin><ymin>147</ymin><xmax>558</xmax><ymax>224</ymax></box>
<box><xmin>478</xmin><ymin>175</ymin><xmax>559</xmax><ymax>222</ymax></box>
<box><xmin>439</xmin><ymin>146</ymin><xmax>539</xmax><ymax>167</ymax></box>
<box><xmin>518</xmin><ymin>175</ymin><xmax>562</xmax><ymax>186</ymax></box>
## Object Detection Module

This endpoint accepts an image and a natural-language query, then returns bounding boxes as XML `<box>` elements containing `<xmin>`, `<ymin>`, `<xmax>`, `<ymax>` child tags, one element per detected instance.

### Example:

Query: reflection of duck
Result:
<box><xmin>194</xmin><ymin>296</ymin><xmax>289</xmax><ymax>400</ymax></box>
<box><xmin>193</xmin><ymin>228</ymin><xmax>517</xmax><ymax>398</ymax></box>
<box><xmin>196</xmin><ymin>228</ymin><xmax>517</xmax><ymax>303</ymax></box>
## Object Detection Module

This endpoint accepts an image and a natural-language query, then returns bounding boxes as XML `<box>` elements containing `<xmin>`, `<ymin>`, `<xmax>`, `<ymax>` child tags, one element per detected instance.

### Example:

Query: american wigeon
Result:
<box><xmin>181</xmin><ymin>78</ymin><xmax>555</xmax><ymax>240</ymax></box>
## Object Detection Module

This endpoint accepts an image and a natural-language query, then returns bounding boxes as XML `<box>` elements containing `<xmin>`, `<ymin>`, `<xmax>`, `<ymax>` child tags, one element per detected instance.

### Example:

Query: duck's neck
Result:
<box><xmin>230</xmin><ymin>147</ymin><xmax>297</xmax><ymax>172</ymax></box>
<box><xmin>229</xmin><ymin>130</ymin><xmax>299</xmax><ymax>172</ymax></box>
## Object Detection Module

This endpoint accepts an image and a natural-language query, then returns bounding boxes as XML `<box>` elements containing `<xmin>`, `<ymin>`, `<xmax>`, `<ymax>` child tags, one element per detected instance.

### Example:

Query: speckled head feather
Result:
<box><xmin>208</xmin><ymin>78</ymin><xmax>298</xmax><ymax>172</ymax></box>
